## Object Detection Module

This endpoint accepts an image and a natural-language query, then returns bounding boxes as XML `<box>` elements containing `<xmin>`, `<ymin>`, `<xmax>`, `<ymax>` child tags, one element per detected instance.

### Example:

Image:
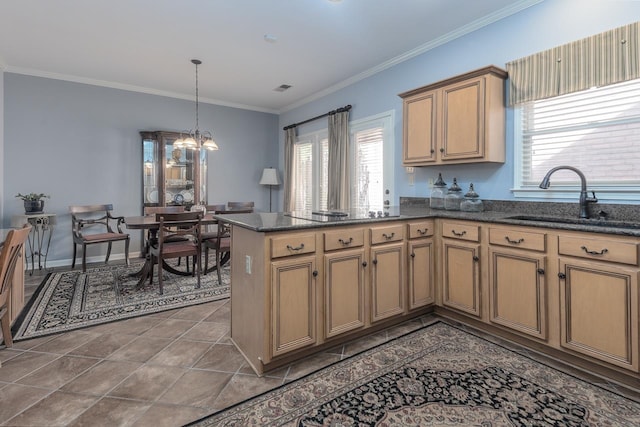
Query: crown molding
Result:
<box><xmin>3</xmin><ymin>65</ymin><xmax>279</xmax><ymax>115</ymax></box>
<box><xmin>281</xmin><ymin>0</ymin><xmax>543</xmax><ymax>112</ymax></box>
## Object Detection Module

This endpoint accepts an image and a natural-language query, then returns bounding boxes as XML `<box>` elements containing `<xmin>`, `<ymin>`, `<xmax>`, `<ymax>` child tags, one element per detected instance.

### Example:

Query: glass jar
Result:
<box><xmin>444</xmin><ymin>177</ymin><xmax>463</xmax><ymax>211</ymax></box>
<box><xmin>460</xmin><ymin>183</ymin><xmax>484</xmax><ymax>212</ymax></box>
<box><xmin>430</xmin><ymin>173</ymin><xmax>447</xmax><ymax>210</ymax></box>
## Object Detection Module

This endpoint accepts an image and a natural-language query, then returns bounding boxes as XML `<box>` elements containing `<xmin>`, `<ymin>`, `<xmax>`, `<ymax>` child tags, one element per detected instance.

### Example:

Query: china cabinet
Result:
<box><xmin>141</xmin><ymin>131</ymin><xmax>207</xmax><ymax>210</ymax></box>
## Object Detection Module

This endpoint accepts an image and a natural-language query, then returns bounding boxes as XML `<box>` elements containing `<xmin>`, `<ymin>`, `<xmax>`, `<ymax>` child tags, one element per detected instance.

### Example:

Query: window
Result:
<box><xmin>514</xmin><ymin>78</ymin><xmax>640</xmax><ymax>200</ymax></box>
<box><xmin>292</xmin><ymin>111</ymin><xmax>394</xmax><ymax>210</ymax></box>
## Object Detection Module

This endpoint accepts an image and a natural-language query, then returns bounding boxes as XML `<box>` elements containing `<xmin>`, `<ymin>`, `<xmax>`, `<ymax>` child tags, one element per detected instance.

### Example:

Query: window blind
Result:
<box><xmin>520</xmin><ymin>78</ymin><xmax>640</xmax><ymax>187</ymax></box>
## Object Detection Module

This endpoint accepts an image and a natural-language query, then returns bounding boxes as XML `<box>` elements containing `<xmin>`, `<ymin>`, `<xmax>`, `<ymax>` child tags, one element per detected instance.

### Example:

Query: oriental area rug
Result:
<box><xmin>190</xmin><ymin>321</ymin><xmax>640</xmax><ymax>427</ymax></box>
<box><xmin>12</xmin><ymin>260</ymin><xmax>230</xmax><ymax>341</ymax></box>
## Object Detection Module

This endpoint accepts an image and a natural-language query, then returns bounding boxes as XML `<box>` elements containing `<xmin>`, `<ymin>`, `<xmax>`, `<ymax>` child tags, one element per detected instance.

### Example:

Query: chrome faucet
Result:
<box><xmin>538</xmin><ymin>166</ymin><xmax>597</xmax><ymax>219</ymax></box>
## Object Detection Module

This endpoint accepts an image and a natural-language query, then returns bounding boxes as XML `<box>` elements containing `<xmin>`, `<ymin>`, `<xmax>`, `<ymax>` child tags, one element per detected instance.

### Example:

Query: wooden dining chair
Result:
<box><xmin>149</xmin><ymin>211</ymin><xmax>202</xmax><ymax>295</ymax></box>
<box><xmin>70</xmin><ymin>204</ymin><xmax>130</xmax><ymax>272</ymax></box>
<box><xmin>227</xmin><ymin>201</ymin><xmax>254</xmax><ymax>211</ymax></box>
<box><xmin>204</xmin><ymin>208</ymin><xmax>253</xmax><ymax>284</ymax></box>
<box><xmin>0</xmin><ymin>225</ymin><xmax>31</xmax><ymax>347</ymax></box>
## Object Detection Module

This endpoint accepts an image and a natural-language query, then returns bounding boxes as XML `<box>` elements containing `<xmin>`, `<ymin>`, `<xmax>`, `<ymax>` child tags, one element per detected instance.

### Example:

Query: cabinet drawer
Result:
<box><xmin>441</xmin><ymin>221</ymin><xmax>480</xmax><ymax>242</ymax></box>
<box><xmin>271</xmin><ymin>233</ymin><xmax>316</xmax><ymax>259</ymax></box>
<box><xmin>324</xmin><ymin>228</ymin><xmax>365</xmax><ymax>251</ymax></box>
<box><xmin>558</xmin><ymin>234</ymin><xmax>638</xmax><ymax>266</ymax></box>
<box><xmin>489</xmin><ymin>226</ymin><xmax>546</xmax><ymax>252</ymax></box>
<box><xmin>370</xmin><ymin>224</ymin><xmax>404</xmax><ymax>245</ymax></box>
<box><xmin>408</xmin><ymin>221</ymin><xmax>434</xmax><ymax>239</ymax></box>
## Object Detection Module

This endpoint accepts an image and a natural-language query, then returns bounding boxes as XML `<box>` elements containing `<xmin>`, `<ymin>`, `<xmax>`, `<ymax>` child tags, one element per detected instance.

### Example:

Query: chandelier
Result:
<box><xmin>174</xmin><ymin>59</ymin><xmax>219</xmax><ymax>151</ymax></box>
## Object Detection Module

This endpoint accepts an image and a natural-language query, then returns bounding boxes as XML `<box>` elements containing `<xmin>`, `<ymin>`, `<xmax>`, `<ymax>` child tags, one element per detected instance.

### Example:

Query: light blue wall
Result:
<box><xmin>2</xmin><ymin>73</ymin><xmax>278</xmax><ymax>264</ymax></box>
<box><xmin>278</xmin><ymin>0</ymin><xmax>640</xmax><ymax>206</ymax></box>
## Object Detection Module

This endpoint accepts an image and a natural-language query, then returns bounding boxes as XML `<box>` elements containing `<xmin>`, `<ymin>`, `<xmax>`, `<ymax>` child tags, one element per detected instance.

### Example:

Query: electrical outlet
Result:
<box><xmin>245</xmin><ymin>255</ymin><xmax>252</xmax><ymax>274</ymax></box>
<box><xmin>405</xmin><ymin>166</ymin><xmax>415</xmax><ymax>174</ymax></box>
<box><xmin>428</xmin><ymin>177</ymin><xmax>434</xmax><ymax>187</ymax></box>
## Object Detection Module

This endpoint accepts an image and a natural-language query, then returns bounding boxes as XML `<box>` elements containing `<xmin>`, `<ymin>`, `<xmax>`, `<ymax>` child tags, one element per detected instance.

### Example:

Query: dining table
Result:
<box><xmin>124</xmin><ymin>213</ymin><xmax>224</xmax><ymax>287</ymax></box>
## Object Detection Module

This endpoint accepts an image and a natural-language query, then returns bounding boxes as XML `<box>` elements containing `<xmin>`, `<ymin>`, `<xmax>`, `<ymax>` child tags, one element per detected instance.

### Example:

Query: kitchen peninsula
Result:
<box><xmin>219</xmin><ymin>203</ymin><xmax>640</xmax><ymax>388</ymax></box>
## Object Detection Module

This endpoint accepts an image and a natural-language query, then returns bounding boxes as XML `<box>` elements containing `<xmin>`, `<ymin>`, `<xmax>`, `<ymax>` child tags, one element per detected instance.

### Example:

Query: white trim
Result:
<box><xmin>4</xmin><ymin>66</ymin><xmax>279</xmax><ymax>114</ymax></box>
<box><xmin>281</xmin><ymin>0</ymin><xmax>543</xmax><ymax>112</ymax></box>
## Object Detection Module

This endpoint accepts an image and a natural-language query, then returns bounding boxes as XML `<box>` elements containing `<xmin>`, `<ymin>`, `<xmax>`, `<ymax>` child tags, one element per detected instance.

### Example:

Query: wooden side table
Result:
<box><xmin>11</xmin><ymin>213</ymin><xmax>57</xmax><ymax>275</ymax></box>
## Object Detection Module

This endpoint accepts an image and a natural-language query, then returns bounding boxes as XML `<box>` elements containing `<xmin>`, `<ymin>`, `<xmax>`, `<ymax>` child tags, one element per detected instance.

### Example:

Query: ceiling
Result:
<box><xmin>0</xmin><ymin>0</ymin><xmax>540</xmax><ymax>113</ymax></box>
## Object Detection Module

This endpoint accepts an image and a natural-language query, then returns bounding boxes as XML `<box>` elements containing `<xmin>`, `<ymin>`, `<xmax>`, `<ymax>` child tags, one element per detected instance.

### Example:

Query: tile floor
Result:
<box><xmin>0</xmin><ymin>262</ymin><xmax>433</xmax><ymax>426</ymax></box>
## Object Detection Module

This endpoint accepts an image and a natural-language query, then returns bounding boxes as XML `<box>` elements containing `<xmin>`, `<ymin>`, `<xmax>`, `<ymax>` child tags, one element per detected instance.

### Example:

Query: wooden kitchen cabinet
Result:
<box><xmin>441</xmin><ymin>221</ymin><xmax>481</xmax><ymax>317</ymax></box>
<box><xmin>270</xmin><ymin>255</ymin><xmax>318</xmax><ymax>357</ymax></box>
<box><xmin>558</xmin><ymin>233</ymin><xmax>640</xmax><ymax>372</ymax></box>
<box><xmin>407</xmin><ymin>221</ymin><xmax>435</xmax><ymax>310</ymax></box>
<box><xmin>488</xmin><ymin>226</ymin><xmax>548</xmax><ymax>340</ymax></box>
<box><xmin>323</xmin><ymin>228</ymin><xmax>366</xmax><ymax>339</ymax></box>
<box><xmin>369</xmin><ymin>224</ymin><xmax>406</xmax><ymax>323</ymax></box>
<box><xmin>399</xmin><ymin>66</ymin><xmax>507</xmax><ymax>166</ymax></box>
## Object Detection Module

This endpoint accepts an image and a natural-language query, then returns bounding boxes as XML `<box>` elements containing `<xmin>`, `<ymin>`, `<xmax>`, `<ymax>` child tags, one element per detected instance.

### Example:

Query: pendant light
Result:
<box><xmin>174</xmin><ymin>59</ymin><xmax>219</xmax><ymax>151</ymax></box>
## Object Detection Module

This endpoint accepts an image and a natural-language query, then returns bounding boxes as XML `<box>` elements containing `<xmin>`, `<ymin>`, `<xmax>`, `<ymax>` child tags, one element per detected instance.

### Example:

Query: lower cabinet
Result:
<box><xmin>370</xmin><ymin>242</ymin><xmax>406</xmax><ymax>322</ymax></box>
<box><xmin>407</xmin><ymin>221</ymin><xmax>435</xmax><ymax>310</ymax></box>
<box><xmin>488</xmin><ymin>226</ymin><xmax>547</xmax><ymax>340</ymax></box>
<box><xmin>270</xmin><ymin>255</ymin><xmax>318</xmax><ymax>358</ymax></box>
<box><xmin>441</xmin><ymin>221</ymin><xmax>481</xmax><ymax>317</ymax></box>
<box><xmin>488</xmin><ymin>248</ymin><xmax>547</xmax><ymax>340</ymax></box>
<box><xmin>324</xmin><ymin>248</ymin><xmax>366</xmax><ymax>339</ymax></box>
<box><xmin>370</xmin><ymin>224</ymin><xmax>406</xmax><ymax>323</ymax></box>
<box><xmin>559</xmin><ymin>257</ymin><xmax>639</xmax><ymax>372</ymax></box>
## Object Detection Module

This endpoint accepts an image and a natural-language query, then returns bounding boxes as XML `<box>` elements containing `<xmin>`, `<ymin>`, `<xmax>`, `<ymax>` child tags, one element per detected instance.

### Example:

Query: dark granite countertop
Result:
<box><xmin>215</xmin><ymin>201</ymin><xmax>640</xmax><ymax>237</ymax></box>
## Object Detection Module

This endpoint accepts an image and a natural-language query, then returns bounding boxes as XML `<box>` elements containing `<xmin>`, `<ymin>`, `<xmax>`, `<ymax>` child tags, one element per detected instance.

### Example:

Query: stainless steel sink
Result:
<box><xmin>505</xmin><ymin>215</ymin><xmax>640</xmax><ymax>230</ymax></box>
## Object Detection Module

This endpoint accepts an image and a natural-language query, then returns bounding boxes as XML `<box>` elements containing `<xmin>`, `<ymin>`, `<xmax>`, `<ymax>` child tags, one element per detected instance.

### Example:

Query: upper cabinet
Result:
<box><xmin>141</xmin><ymin>131</ymin><xmax>207</xmax><ymax>210</ymax></box>
<box><xmin>399</xmin><ymin>66</ymin><xmax>507</xmax><ymax>166</ymax></box>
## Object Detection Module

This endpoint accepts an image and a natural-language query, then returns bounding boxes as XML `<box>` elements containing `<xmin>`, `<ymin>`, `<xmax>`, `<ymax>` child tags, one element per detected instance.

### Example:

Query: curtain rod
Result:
<box><xmin>283</xmin><ymin>104</ymin><xmax>352</xmax><ymax>130</ymax></box>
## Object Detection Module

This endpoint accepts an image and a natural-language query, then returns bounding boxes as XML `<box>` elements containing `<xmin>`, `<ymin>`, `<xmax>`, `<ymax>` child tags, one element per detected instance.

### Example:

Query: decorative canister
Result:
<box><xmin>430</xmin><ymin>173</ymin><xmax>447</xmax><ymax>210</ymax></box>
<box><xmin>444</xmin><ymin>177</ymin><xmax>463</xmax><ymax>211</ymax></box>
<box><xmin>460</xmin><ymin>183</ymin><xmax>484</xmax><ymax>212</ymax></box>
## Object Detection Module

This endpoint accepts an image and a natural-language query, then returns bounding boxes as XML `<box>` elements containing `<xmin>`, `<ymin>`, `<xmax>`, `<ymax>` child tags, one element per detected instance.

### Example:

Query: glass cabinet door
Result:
<box><xmin>141</xmin><ymin>131</ymin><xmax>207</xmax><ymax>211</ymax></box>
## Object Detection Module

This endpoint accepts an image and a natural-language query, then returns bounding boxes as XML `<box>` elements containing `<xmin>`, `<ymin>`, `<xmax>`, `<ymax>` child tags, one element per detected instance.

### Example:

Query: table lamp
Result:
<box><xmin>259</xmin><ymin>167</ymin><xmax>281</xmax><ymax>212</ymax></box>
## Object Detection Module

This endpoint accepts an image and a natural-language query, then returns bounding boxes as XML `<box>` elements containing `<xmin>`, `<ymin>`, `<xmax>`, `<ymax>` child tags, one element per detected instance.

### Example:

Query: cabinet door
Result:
<box><xmin>408</xmin><ymin>239</ymin><xmax>434</xmax><ymax>310</ymax></box>
<box><xmin>442</xmin><ymin>240</ymin><xmax>481</xmax><ymax>317</ymax></box>
<box><xmin>489</xmin><ymin>247</ymin><xmax>547</xmax><ymax>340</ymax></box>
<box><xmin>559</xmin><ymin>258</ymin><xmax>639</xmax><ymax>371</ymax></box>
<box><xmin>370</xmin><ymin>242</ymin><xmax>406</xmax><ymax>322</ymax></box>
<box><xmin>324</xmin><ymin>249</ymin><xmax>366</xmax><ymax>339</ymax></box>
<box><xmin>403</xmin><ymin>91</ymin><xmax>437</xmax><ymax>164</ymax></box>
<box><xmin>271</xmin><ymin>256</ymin><xmax>317</xmax><ymax>357</ymax></box>
<box><xmin>441</xmin><ymin>76</ymin><xmax>484</xmax><ymax>161</ymax></box>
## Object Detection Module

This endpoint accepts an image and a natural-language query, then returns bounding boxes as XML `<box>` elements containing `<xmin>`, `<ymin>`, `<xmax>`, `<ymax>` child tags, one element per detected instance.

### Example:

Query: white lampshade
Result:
<box><xmin>259</xmin><ymin>168</ymin><xmax>281</xmax><ymax>186</ymax></box>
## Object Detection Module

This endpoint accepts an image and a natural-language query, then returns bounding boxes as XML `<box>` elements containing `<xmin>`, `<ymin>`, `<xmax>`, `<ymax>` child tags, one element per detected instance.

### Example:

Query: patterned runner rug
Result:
<box><xmin>190</xmin><ymin>321</ymin><xmax>640</xmax><ymax>426</ymax></box>
<box><xmin>12</xmin><ymin>260</ymin><xmax>230</xmax><ymax>341</ymax></box>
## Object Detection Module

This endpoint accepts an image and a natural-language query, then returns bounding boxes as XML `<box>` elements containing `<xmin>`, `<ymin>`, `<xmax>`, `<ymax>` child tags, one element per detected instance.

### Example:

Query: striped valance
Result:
<box><xmin>506</xmin><ymin>21</ymin><xmax>640</xmax><ymax>106</ymax></box>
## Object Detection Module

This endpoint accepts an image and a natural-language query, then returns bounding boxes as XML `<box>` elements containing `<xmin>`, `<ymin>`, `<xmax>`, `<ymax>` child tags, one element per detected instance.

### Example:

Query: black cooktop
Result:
<box><xmin>285</xmin><ymin>207</ymin><xmax>401</xmax><ymax>222</ymax></box>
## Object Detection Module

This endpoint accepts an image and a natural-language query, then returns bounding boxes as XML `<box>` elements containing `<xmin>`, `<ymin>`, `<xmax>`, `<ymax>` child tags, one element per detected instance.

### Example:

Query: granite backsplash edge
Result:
<box><xmin>399</xmin><ymin>197</ymin><xmax>640</xmax><ymax>222</ymax></box>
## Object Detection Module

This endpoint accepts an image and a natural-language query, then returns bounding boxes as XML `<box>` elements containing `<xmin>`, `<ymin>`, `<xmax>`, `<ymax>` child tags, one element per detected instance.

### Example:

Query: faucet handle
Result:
<box><xmin>589</xmin><ymin>191</ymin><xmax>598</xmax><ymax>202</ymax></box>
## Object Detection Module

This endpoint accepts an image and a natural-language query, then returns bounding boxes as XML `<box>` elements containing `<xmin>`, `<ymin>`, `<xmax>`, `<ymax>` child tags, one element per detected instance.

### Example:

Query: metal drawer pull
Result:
<box><xmin>417</xmin><ymin>228</ymin><xmax>428</xmax><ymax>235</ymax></box>
<box><xmin>286</xmin><ymin>243</ymin><xmax>305</xmax><ymax>251</ymax></box>
<box><xmin>581</xmin><ymin>246</ymin><xmax>608</xmax><ymax>256</ymax></box>
<box><xmin>382</xmin><ymin>232</ymin><xmax>395</xmax><ymax>240</ymax></box>
<box><xmin>451</xmin><ymin>230</ymin><xmax>466</xmax><ymax>237</ymax></box>
<box><xmin>505</xmin><ymin>236</ymin><xmax>524</xmax><ymax>244</ymax></box>
<box><xmin>338</xmin><ymin>237</ymin><xmax>353</xmax><ymax>245</ymax></box>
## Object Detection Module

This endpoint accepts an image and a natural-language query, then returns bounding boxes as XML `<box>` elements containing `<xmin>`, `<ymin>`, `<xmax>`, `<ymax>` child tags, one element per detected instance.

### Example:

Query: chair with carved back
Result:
<box><xmin>204</xmin><ymin>208</ymin><xmax>253</xmax><ymax>284</ymax></box>
<box><xmin>142</xmin><ymin>206</ymin><xmax>186</xmax><ymax>257</ymax></box>
<box><xmin>149</xmin><ymin>211</ymin><xmax>203</xmax><ymax>295</ymax></box>
<box><xmin>0</xmin><ymin>225</ymin><xmax>31</xmax><ymax>347</ymax></box>
<box><xmin>70</xmin><ymin>204</ymin><xmax>130</xmax><ymax>272</ymax></box>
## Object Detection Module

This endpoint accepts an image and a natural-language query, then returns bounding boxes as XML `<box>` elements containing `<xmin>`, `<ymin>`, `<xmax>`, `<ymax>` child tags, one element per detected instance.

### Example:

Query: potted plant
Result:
<box><xmin>16</xmin><ymin>193</ymin><xmax>50</xmax><ymax>214</ymax></box>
